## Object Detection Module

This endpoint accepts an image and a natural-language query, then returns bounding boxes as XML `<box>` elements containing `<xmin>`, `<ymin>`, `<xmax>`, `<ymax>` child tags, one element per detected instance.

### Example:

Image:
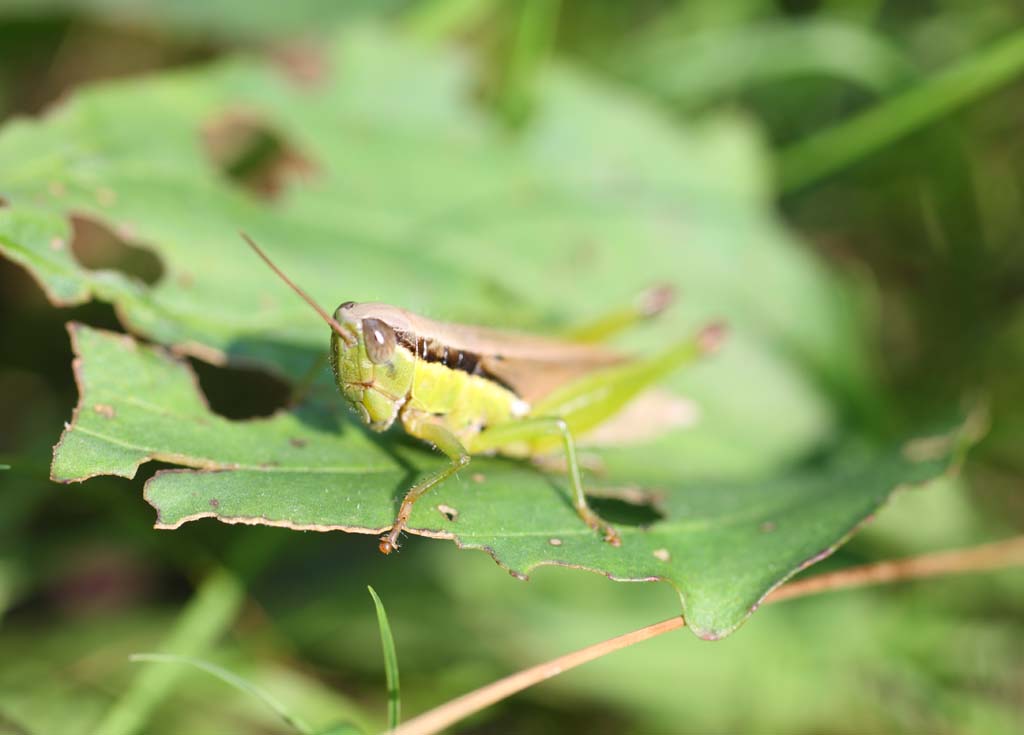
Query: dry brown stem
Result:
<box><xmin>392</xmin><ymin>536</ymin><xmax>1024</xmax><ymax>735</ymax></box>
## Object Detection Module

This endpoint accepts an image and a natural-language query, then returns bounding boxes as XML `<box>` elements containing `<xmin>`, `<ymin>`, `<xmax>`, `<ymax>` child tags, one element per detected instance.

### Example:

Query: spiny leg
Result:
<box><xmin>473</xmin><ymin>417</ymin><xmax>621</xmax><ymax>546</ymax></box>
<box><xmin>472</xmin><ymin>324</ymin><xmax>725</xmax><ymax>545</ymax></box>
<box><xmin>562</xmin><ymin>284</ymin><xmax>675</xmax><ymax>343</ymax></box>
<box><xmin>380</xmin><ymin>420</ymin><xmax>469</xmax><ymax>555</ymax></box>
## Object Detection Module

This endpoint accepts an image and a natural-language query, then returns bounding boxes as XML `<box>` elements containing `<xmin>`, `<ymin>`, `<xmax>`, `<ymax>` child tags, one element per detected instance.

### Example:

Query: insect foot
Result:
<box><xmin>580</xmin><ymin>506</ymin><xmax>622</xmax><ymax>547</ymax></box>
<box><xmin>603</xmin><ymin>525</ymin><xmax>623</xmax><ymax>547</ymax></box>
<box><xmin>379</xmin><ymin>535</ymin><xmax>400</xmax><ymax>555</ymax></box>
<box><xmin>697</xmin><ymin>321</ymin><xmax>728</xmax><ymax>354</ymax></box>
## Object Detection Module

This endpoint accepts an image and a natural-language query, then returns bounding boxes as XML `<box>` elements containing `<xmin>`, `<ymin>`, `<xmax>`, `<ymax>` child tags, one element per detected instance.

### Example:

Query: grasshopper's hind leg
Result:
<box><xmin>472</xmin><ymin>323</ymin><xmax>726</xmax><ymax>547</ymax></box>
<box><xmin>472</xmin><ymin>418</ymin><xmax>621</xmax><ymax>546</ymax></box>
<box><xmin>380</xmin><ymin>419</ymin><xmax>469</xmax><ymax>555</ymax></box>
<box><xmin>562</xmin><ymin>284</ymin><xmax>675</xmax><ymax>343</ymax></box>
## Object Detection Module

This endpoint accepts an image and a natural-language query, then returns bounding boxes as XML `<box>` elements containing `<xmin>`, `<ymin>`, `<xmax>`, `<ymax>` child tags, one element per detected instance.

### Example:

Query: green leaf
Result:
<box><xmin>56</xmin><ymin>323</ymin><xmax>958</xmax><ymax>639</ymax></box>
<box><xmin>0</xmin><ymin>27</ymin><xmax>864</xmax><ymax>478</ymax></box>
<box><xmin>0</xmin><ymin>27</ymin><xmax>959</xmax><ymax>637</ymax></box>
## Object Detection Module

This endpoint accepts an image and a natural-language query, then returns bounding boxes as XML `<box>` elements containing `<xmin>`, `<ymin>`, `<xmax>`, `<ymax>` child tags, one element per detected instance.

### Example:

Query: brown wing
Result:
<box><xmin>419</xmin><ymin>318</ymin><xmax>626</xmax><ymax>403</ymax></box>
<box><xmin>346</xmin><ymin>302</ymin><xmax>625</xmax><ymax>403</ymax></box>
<box><xmin>478</xmin><ymin>351</ymin><xmax>624</xmax><ymax>404</ymax></box>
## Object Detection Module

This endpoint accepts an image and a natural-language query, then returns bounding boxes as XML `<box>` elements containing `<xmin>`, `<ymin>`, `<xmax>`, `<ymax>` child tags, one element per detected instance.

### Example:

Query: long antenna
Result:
<box><xmin>241</xmin><ymin>232</ymin><xmax>355</xmax><ymax>346</ymax></box>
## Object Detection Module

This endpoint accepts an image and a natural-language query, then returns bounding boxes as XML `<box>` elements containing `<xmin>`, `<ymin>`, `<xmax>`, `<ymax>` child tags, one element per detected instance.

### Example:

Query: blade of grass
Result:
<box><xmin>498</xmin><ymin>0</ymin><xmax>561</xmax><ymax>126</ymax></box>
<box><xmin>92</xmin><ymin>567</ymin><xmax>245</xmax><ymax>735</ymax></box>
<box><xmin>615</xmin><ymin>20</ymin><xmax>914</xmax><ymax>108</ymax></box>
<box><xmin>129</xmin><ymin>653</ymin><xmax>313</xmax><ymax>734</ymax></box>
<box><xmin>404</xmin><ymin>0</ymin><xmax>498</xmax><ymax>40</ymax></box>
<box><xmin>368</xmin><ymin>586</ymin><xmax>401</xmax><ymax>731</ymax></box>
<box><xmin>393</xmin><ymin>535</ymin><xmax>1024</xmax><ymax>735</ymax></box>
<box><xmin>779</xmin><ymin>27</ymin><xmax>1024</xmax><ymax>192</ymax></box>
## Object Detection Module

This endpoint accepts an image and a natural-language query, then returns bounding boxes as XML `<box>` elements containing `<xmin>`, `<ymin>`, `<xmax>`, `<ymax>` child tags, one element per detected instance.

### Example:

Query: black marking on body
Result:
<box><xmin>395</xmin><ymin>330</ymin><xmax>518</xmax><ymax>395</ymax></box>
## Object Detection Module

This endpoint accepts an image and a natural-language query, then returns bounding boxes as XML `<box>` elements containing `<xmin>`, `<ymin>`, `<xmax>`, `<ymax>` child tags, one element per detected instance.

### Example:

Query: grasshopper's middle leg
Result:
<box><xmin>472</xmin><ymin>417</ymin><xmax>621</xmax><ymax>546</ymax></box>
<box><xmin>380</xmin><ymin>419</ymin><xmax>469</xmax><ymax>555</ymax></box>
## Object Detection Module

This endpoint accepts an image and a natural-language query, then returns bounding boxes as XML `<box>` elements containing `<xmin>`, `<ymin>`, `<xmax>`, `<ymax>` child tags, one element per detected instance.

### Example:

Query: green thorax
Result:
<box><xmin>331</xmin><ymin>327</ymin><xmax>522</xmax><ymax>443</ymax></box>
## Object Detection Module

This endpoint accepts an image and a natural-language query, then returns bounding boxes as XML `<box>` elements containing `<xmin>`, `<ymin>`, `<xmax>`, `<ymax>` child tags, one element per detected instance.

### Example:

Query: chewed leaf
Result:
<box><xmin>0</xmin><ymin>27</ymin><xmax>860</xmax><ymax>479</ymax></box>
<box><xmin>60</xmin><ymin>325</ymin><xmax>958</xmax><ymax>638</ymax></box>
<box><xmin>3</xmin><ymin>27</ymin><xmax>960</xmax><ymax>638</ymax></box>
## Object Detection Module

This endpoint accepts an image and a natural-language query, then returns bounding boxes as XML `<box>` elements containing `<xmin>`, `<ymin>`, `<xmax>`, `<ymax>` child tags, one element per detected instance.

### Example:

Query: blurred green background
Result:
<box><xmin>1</xmin><ymin>1</ymin><xmax>1023</xmax><ymax>733</ymax></box>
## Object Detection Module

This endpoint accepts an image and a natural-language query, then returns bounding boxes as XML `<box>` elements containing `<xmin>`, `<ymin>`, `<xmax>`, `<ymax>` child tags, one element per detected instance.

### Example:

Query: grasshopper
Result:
<box><xmin>243</xmin><ymin>234</ymin><xmax>723</xmax><ymax>554</ymax></box>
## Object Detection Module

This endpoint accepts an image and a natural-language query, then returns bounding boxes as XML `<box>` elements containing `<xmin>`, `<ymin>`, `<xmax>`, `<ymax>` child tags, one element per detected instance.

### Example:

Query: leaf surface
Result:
<box><xmin>60</xmin><ymin>323</ymin><xmax>954</xmax><ymax>638</ymax></box>
<box><xmin>0</xmin><ymin>28</ymin><xmax>956</xmax><ymax>636</ymax></box>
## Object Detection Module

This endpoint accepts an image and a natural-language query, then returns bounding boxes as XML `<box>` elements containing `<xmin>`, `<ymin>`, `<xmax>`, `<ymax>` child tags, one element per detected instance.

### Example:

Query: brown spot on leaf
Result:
<box><xmin>653</xmin><ymin>548</ymin><xmax>671</xmax><ymax>562</ymax></box>
<box><xmin>50</xmin><ymin>237</ymin><xmax>65</xmax><ymax>251</ymax></box>
<box><xmin>548</xmin><ymin>538</ymin><xmax>562</xmax><ymax>547</ymax></box>
<box><xmin>93</xmin><ymin>403</ymin><xmax>115</xmax><ymax>418</ymax></box>
<box><xmin>289</xmin><ymin>437</ymin><xmax>307</xmax><ymax>448</ymax></box>
<box><xmin>472</xmin><ymin>473</ymin><xmax>486</xmax><ymax>484</ymax></box>
<box><xmin>760</xmin><ymin>521</ymin><xmax>776</xmax><ymax>533</ymax></box>
<box><xmin>209</xmin><ymin>498</ymin><xmax>220</xmax><ymax>509</ymax></box>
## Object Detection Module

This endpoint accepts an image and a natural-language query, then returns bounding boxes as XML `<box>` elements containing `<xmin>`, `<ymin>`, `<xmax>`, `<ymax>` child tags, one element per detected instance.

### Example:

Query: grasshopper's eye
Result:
<box><xmin>362</xmin><ymin>318</ymin><xmax>396</xmax><ymax>364</ymax></box>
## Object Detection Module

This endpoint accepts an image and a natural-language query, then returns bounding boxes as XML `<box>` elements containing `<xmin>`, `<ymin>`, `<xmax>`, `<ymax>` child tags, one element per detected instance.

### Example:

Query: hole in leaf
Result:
<box><xmin>202</xmin><ymin>111</ymin><xmax>316</xmax><ymax>199</ymax></box>
<box><xmin>189</xmin><ymin>358</ymin><xmax>291</xmax><ymax>420</ymax></box>
<box><xmin>437</xmin><ymin>504</ymin><xmax>459</xmax><ymax>522</ymax></box>
<box><xmin>70</xmin><ymin>216</ymin><xmax>163</xmax><ymax>285</ymax></box>
<box><xmin>588</xmin><ymin>490</ymin><xmax>666</xmax><ymax>528</ymax></box>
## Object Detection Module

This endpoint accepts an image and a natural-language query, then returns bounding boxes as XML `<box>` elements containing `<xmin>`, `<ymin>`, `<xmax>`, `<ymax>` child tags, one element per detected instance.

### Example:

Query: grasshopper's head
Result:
<box><xmin>241</xmin><ymin>233</ymin><xmax>415</xmax><ymax>433</ymax></box>
<box><xmin>331</xmin><ymin>302</ymin><xmax>416</xmax><ymax>432</ymax></box>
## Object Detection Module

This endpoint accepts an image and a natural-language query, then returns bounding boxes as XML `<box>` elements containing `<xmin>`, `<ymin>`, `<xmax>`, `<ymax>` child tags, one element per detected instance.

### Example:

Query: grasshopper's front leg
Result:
<box><xmin>471</xmin><ymin>418</ymin><xmax>622</xmax><ymax>546</ymax></box>
<box><xmin>380</xmin><ymin>415</ymin><xmax>470</xmax><ymax>555</ymax></box>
